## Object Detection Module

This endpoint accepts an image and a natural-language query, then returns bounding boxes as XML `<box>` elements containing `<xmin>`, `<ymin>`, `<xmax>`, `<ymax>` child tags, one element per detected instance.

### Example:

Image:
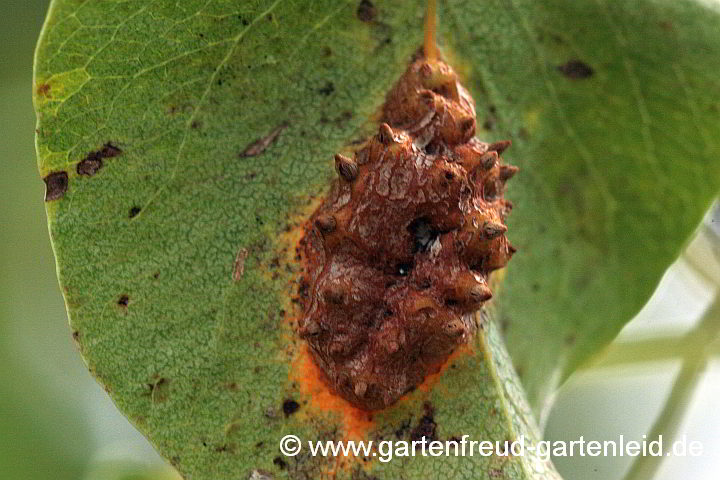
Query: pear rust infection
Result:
<box><xmin>297</xmin><ymin>54</ymin><xmax>517</xmax><ymax>411</ymax></box>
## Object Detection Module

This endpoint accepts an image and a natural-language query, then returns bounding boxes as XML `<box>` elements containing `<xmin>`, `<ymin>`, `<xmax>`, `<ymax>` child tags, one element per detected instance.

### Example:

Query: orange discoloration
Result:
<box><xmin>290</xmin><ymin>344</ymin><xmax>375</xmax><ymax>441</ymax></box>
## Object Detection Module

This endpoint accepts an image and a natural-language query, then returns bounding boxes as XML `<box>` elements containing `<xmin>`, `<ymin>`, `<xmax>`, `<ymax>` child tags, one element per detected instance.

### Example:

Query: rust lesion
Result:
<box><xmin>297</xmin><ymin>54</ymin><xmax>517</xmax><ymax>411</ymax></box>
<box><xmin>36</xmin><ymin>82</ymin><xmax>51</xmax><ymax>98</ymax></box>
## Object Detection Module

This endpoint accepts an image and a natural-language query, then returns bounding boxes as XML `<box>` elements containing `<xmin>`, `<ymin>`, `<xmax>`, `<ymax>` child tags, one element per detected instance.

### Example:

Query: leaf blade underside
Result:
<box><xmin>34</xmin><ymin>0</ymin><xmax>720</xmax><ymax>478</ymax></box>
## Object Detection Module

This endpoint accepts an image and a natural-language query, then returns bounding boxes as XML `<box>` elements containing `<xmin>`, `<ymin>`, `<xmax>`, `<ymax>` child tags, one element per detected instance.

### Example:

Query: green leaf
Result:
<box><xmin>34</xmin><ymin>0</ymin><xmax>720</xmax><ymax>479</ymax></box>
<box><xmin>438</xmin><ymin>0</ymin><xmax>720</xmax><ymax>417</ymax></box>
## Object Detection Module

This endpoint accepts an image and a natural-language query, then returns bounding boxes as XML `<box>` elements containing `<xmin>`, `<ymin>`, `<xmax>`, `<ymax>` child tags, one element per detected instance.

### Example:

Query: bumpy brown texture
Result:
<box><xmin>298</xmin><ymin>56</ymin><xmax>517</xmax><ymax>411</ymax></box>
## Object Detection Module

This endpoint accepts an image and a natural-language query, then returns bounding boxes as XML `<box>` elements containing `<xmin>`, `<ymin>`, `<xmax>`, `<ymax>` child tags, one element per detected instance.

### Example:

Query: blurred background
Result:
<box><xmin>0</xmin><ymin>1</ymin><xmax>717</xmax><ymax>479</ymax></box>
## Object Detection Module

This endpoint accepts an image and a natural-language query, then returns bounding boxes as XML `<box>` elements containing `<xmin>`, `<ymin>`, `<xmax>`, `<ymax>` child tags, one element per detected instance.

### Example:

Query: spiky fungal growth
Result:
<box><xmin>298</xmin><ymin>56</ymin><xmax>517</xmax><ymax>411</ymax></box>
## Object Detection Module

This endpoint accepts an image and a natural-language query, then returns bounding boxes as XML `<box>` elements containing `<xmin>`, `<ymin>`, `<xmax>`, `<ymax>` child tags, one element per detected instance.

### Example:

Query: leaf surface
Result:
<box><xmin>34</xmin><ymin>0</ymin><xmax>720</xmax><ymax>478</ymax></box>
<box><xmin>438</xmin><ymin>0</ymin><xmax>720</xmax><ymax>415</ymax></box>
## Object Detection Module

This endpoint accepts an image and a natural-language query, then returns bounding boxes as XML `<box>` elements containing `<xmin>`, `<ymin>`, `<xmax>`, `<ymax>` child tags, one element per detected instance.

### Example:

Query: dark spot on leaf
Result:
<box><xmin>410</xmin><ymin>402</ymin><xmax>437</xmax><ymax>441</ymax></box>
<box><xmin>240</xmin><ymin>123</ymin><xmax>288</xmax><ymax>157</ymax></box>
<box><xmin>318</xmin><ymin>81</ymin><xmax>335</xmax><ymax>96</ymax></box>
<box><xmin>118</xmin><ymin>295</ymin><xmax>130</xmax><ymax>307</ymax></box>
<box><xmin>152</xmin><ymin>272</ymin><xmax>160</xmax><ymax>279</ymax></box>
<box><xmin>272</xmin><ymin>457</ymin><xmax>287</xmax><ymax>469</ymax></box>
<box><xmin>76</xmin><ymin>157</ymin><xmax>103</xmax><ymax>176</ymax></box>
<box><xmin>72</xmin><ymin>330</ymin><xmax>80</xmax><ymax>342</ymax></box>
<box><xmin>43</xmin><ymin>171</ymin><xmax>68</xmax><ymax>201</ymax></box>
<box><xmin>356</xmin><ymin>0</ymin><xmax>376</xmax><ymax>22</ymax></box>
<box><xmin>36</xmin><ymin>83</ymin><xmax>51</xmax><ymax>97</ymax></box>
<box><xmin>129</xmin><ymin>206</ymin><xmax>141</xmax><ymax>218</ymax></box>
<box><xmin>191</xmin><ymin>120</ymin><xmax>202</xmax><ymax>129</ymax></box>
<box><xmin>394</xmin><ymin>417</ymin><xmax>412</xmax><ymax>438</ymax></box>
<box><xmin>557</xmin><ymin>59</ymin><xmax>594</xmax><ymax>79</ymax></box>
<box><xmin>282</xmin><ymin>399</ymin><xmax>300</xmax><ymax>416</ymax></box>
<box><xmin>565</xmin><ymin>334</ymin><xmax>576</xmax><ymax>346</ymax></box>
<box><xmin>77</xmin><ymin>142</ymin><xmax>122</xmax><ymax>176</ymax></box>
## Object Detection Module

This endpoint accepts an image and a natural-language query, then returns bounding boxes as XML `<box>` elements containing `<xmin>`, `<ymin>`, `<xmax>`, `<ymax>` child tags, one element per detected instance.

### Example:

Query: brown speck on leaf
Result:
<box><xmin>77</xmin><ymin>142</ymin><xmax>122</xmax><ymax>176</ymax></box>
<box><xmin>36</xmin><ymin>83</ymin><xmax>51</xmax><ymax>97</ymax></box>
<box><xmin>282</xmin><ymin>399</ymin><xmax>300</xmax><ymax>416</ymax></box>
<box><xmin>318</xmin><ymin>81</ymin><xmax>335</xmax><ymax>96</ymax></box>
<box><xmin>233</xmin><ymin>248</ymin><xmax>249</xmax><ymax>281</ymax></box>
<box><xmin>410</xmin><ymin>402</ymin><xmax>437</xmax><ymax>442</ymax></box>
<box><xmin>43</xmin><ymin>171</ymin><xmax>68</xmax><ymax>201</ymax></box>
<box><xmin>272</xmin><ymin>457</ymin><xmax>287</xmax><ymax>470</ymax></box>
<box><xmin>77</xmin><ymin>157</ymin><xmax>102</xmax><ymax>176</ymax></box>
<box><xmin>118</xmin><ymin>295</ymin><xmax>130</xmax><ymax>307</ymax></box>
<box><xmin>214</xmin><ymin>444</ymin><xmax>230</xmax><ymax>453</ymax></box>
<box><xmin>356</xmin><ymin>0</ymin><xmax>376</xmax><ymax>22</ymax></box>
<box><xmin>129</xmin><ymin>206</ymin><xmax>141</xmax><ymax>218</ymax></box>
<box><xmin>240</xmin><ymin>124</ymin><xmax>288</xmax><ymax>157</ymax></box>
<box><xmin>557</xmin><ymin>59</ymin><xmax>594</xmax><ymax>79</ymax></box>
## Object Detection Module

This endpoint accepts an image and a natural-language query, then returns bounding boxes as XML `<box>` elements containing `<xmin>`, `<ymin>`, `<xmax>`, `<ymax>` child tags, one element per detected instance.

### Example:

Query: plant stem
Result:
<box><xmin>622</xmin><ymin>297</ymin><xmax>720</xmax><ymax>480</ymax></box>
<box><xmin>424</xmin><ymin>0</ymin><xmax>437</xmax><ymax>60</ymax></box>
<box><xmin>591</xmin><ymin>335</ymin><xmax>720</xmax><ymax>369</ymax></box>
